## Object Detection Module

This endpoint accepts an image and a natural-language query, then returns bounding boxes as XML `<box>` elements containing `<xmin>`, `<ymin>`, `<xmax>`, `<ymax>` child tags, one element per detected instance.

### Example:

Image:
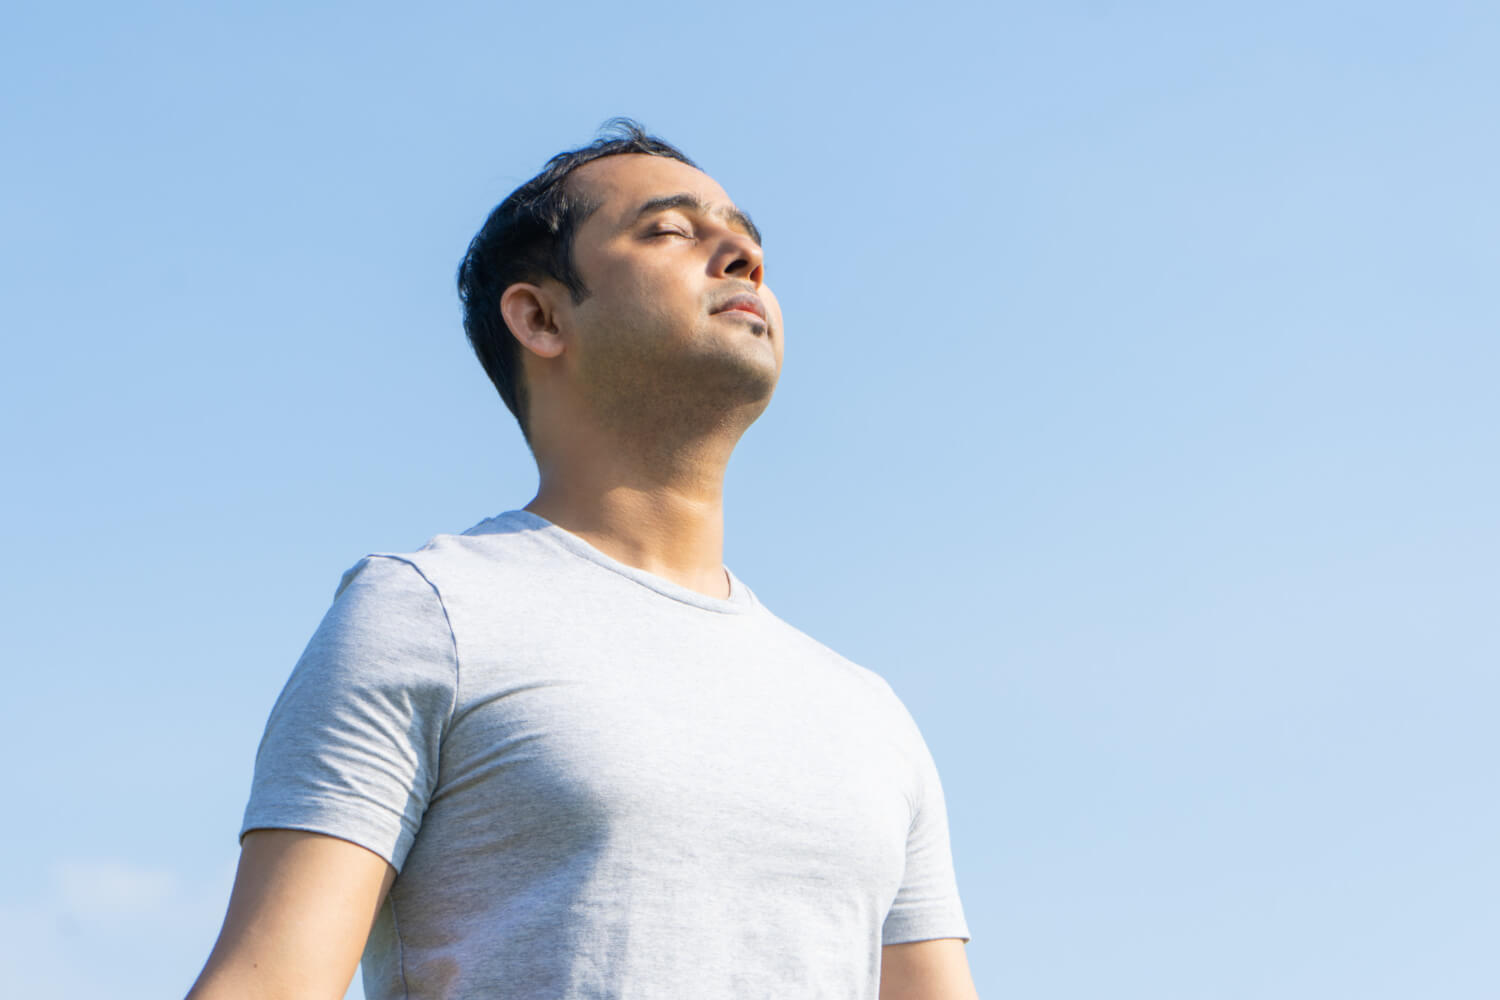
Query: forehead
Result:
<box><xmin>569</xmin><ymin>154</ymin><xmax>735</xmax><ymax>225</ymax></box>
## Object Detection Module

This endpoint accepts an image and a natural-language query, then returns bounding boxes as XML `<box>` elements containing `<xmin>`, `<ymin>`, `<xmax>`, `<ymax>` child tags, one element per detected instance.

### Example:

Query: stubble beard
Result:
<box><xmin>580</xmin><ymin>317</ymin><xmax>779</xmax><ymax>465</ymax></box>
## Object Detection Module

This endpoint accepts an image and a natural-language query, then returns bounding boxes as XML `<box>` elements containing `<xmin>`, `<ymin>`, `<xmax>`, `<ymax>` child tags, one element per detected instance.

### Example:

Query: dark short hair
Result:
<box><xmin>456</xmin><ymin>118</ymin><xmax>697</xmax><ymax>440</ymax></box>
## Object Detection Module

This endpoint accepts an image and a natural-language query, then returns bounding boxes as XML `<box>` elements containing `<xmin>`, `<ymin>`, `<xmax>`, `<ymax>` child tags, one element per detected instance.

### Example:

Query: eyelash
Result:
<box><xmin>647</xmin><ymin>223</ymin><xmax>761</xmax><ymax>246</ymax></box>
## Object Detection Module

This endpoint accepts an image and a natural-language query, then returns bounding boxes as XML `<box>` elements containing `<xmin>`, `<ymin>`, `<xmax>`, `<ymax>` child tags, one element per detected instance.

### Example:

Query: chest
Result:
<box><xmin>426</xmin><ymin>609</ymin><xmax>915</xmax><ymax>891</ymax></box>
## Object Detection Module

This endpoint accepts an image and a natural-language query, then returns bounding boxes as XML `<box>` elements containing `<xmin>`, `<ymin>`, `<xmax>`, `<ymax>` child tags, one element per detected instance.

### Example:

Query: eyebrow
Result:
<box><xmin>631</xmin><ymin>193</ymin><xmax>763</xmax><ymax>246</ymax></box>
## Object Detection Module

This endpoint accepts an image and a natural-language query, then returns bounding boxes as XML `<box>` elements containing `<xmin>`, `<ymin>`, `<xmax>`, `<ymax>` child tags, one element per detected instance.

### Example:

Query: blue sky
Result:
<box><xmin>2</xmin><ymin>2</ymin><xmax>1496</xmax><ymax>997</ymax></box>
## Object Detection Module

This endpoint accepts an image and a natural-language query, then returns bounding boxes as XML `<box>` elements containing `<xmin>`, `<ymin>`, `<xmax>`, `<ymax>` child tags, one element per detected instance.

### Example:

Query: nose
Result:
<box><xmin>711</xmin><ymin>229</ymin><xmax>764</xmax><ymax>287</ymax></box>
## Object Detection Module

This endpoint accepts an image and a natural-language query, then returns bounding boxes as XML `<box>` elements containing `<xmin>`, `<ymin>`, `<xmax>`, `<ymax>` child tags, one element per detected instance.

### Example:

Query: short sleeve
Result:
<box><xmin>240</xmin><ymin>555</ymin><xmax>458</xmax><ymax>872</ymax></box>
<box><xmin>881</xmin><ymin>703</ymin><xmax>971</xmax><ymax>945</ymax></box>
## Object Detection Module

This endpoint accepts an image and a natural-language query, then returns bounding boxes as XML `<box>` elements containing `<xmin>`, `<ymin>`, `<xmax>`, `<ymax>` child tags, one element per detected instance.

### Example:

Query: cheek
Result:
<box><xmin>590</xmin><ymin>265</ymin><xmax>680</xmax><ymax>331</ymax></box>
<box><xmin>620</xmin><ymin>257</ymin><xmax>692</xmax><ymax>306</ymax></box>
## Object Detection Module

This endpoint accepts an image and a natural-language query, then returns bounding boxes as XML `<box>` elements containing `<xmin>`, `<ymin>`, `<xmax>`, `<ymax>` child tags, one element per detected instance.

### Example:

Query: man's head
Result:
<box><xmin>457</xmin><ymin>120</ymin><xmax>780</xmax><ymax>447</ymax></box>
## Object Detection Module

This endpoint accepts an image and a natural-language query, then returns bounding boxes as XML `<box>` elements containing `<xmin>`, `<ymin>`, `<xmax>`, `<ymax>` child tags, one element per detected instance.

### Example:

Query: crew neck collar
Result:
<box><xmin>485</xmin><ymin>509</ymin><xmax>757</xmax><ymax>615</ymax></box>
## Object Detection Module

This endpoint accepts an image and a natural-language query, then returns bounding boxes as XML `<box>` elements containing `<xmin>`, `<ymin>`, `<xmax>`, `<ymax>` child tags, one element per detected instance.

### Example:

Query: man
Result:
<box><xmin>188</xmin><ymin>120</ymin><xmax>977</xmax><ymax>1000</ymax></box>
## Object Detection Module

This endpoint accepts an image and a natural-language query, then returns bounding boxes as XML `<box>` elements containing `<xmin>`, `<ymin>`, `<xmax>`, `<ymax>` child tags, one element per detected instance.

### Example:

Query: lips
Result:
<box><xmin>712</xmin><ymin>292</ymin><xmax>767</xmax><ymax>322</ymax></box>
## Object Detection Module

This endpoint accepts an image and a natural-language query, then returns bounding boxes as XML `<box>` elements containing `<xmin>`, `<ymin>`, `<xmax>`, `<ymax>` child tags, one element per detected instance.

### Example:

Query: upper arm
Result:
<box><xmin>879</xmin><ymin>692</ymin><xmax>975</xmax><ymax>997</ymax></box>
<box><xmin>186</xmin><ymin>829</ymin><xmax>397</xmax><ymax>1000</ymax></box>
<box><xmin>240</xmin><ymin>556</ymin><xmax>458</xmax><ymax>872</ymax></box>
<box><xmin>881</xmin><ymin>690</ymin><xmax>971</xmax><ymax>945</ymax></box>
<box><xmin>880</xmin><ymin>938</ymin><xmax>980</xmax><ymax>1000</ymax></box>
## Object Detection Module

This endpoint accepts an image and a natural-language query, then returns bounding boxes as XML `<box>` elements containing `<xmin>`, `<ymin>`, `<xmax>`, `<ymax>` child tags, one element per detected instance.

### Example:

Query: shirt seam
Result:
<box><xmin>391</xmin><ymin>889</ymin><xmax>412</xmax><ymax>1000</ymax></box>
<box><xmin>362</xmin><ymin>554</ymin><xmax>452</xmax><ymax>1000</ymax></box>
<box><xmin>366</xmin><ymin>555</ymin><xmax>462</xmax><ymax>768</ymax></box>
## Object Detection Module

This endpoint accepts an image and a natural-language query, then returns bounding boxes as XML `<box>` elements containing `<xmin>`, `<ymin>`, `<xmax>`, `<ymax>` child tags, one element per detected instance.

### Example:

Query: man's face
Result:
<box><xmin>554</xmin><ymin>154</ymin><xmax>783</xmax><ymax>427</ymax></box>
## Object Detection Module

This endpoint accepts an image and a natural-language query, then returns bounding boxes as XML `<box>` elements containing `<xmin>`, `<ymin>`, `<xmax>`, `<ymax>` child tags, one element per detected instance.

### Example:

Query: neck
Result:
<box><xmin>524</xmin><ymin>416</ymin><xmax>746</xmax><ymax>600</ymax></box>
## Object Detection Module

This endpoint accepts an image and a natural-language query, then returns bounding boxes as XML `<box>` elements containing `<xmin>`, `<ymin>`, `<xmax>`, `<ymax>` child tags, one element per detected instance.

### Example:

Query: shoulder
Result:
<box><xmin>747</xmin><ymin>598</ymin><xmax>920</xmax><ymax>726</ymax></box>
<box><xmin>327</xmin><ymin>553</ymin><xmax>446</xmax><ymax>629</ymax></box>
<box><xmin>341</xmin><ymin>510</ymin><xmax>566</xmax><ymax>602</ymax></box>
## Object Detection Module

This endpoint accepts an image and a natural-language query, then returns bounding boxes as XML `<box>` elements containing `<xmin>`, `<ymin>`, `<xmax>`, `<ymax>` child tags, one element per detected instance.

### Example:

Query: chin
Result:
<box><xmin>712</xmin><ymin>351</ymin><xmax>781</xmax><ymax>406</ymax></box>
<box><xmin>652</xmin><ymin>351</ymin><xmax>778</xmax><ymax>431</ymax></box>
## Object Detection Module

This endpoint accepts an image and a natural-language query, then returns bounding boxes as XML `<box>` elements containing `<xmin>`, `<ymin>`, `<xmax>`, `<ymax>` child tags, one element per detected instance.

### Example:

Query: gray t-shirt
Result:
<box><xmin>242</xmin><ymin>510</ymin><xmax>969</xmax><ymax>999</ymax></box>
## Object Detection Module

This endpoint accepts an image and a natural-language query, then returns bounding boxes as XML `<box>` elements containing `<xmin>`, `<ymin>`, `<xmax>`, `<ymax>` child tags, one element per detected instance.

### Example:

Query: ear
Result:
<box><xmin>499</xmin><ymin>282</ymin><xmax>568</xmax><ymax>360</ymax></box>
